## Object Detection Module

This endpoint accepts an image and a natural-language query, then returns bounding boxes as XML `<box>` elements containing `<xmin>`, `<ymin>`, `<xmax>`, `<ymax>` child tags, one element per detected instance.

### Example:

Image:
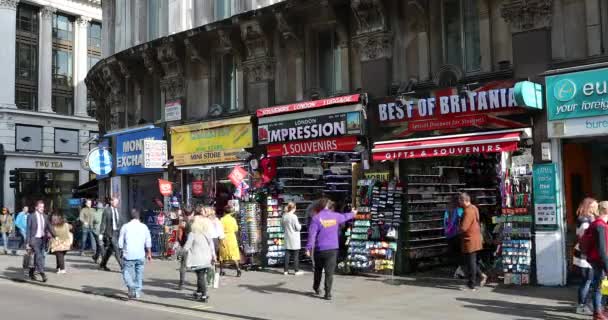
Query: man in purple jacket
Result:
<box><xmin>306</xmin><ymin>199</ymin><xmax>356</xmax><ymax>300</ymax></box>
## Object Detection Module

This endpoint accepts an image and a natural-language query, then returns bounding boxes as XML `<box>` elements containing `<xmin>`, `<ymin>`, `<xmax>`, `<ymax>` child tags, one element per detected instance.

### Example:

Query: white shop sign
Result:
<box><xmin>548</xmin><ymin>114</ymin><xmax>608</xmax><ymax>138</ymax></box>
<box><xmin>143</xmin><ymin>140</ymin><xmax>168</xmax><ymax>169</ymax></box>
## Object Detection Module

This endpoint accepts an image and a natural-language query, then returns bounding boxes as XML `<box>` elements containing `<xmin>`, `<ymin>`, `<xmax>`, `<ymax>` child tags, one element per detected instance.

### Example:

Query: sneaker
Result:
<box><xmin>454</xmin><ymin>266</ymin><xmax>466</xmax><ymax>279</ymax></box>
<box><xmin>313</xmin><ymin>288</ymin><xmax>321</xmax><ymax>295</ymax></box>
<box><xmin>284</xmin><ymin>272</ymin><xmax>289</xmax><ymax>276</ymax></box>
<box><xmin>480</xmin><ymin>273</ymin><xmax>488</xmax><ymax>287</ymax></box>
<box><xmin>294</xmin><ymin>271</ymin><xmax>304</xmax><ymax>276</ymax></box>
<box><xmin>577</xmin><ymin>304</ymin><xmax>593</xmax><ymax>315</ymax></box>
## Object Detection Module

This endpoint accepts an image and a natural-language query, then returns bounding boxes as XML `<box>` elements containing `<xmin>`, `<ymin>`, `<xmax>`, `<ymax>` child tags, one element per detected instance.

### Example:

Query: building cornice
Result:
<box><xmin>0</xmin><ymin>108</ymin><xmax>98</xmax><ymax>123</ymax></box>
<box><xmin>0</xmin><ymin>0</ymin><xmax>19</xmax><ymax>10</ymax></box>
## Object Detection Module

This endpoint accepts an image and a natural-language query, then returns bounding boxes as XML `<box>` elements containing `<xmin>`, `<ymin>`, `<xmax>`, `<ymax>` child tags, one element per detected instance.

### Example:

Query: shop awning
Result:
<box><xmin>372</xmin><ymin>128</ymin><xmax>530</xmax><ymax>161</ymax></box>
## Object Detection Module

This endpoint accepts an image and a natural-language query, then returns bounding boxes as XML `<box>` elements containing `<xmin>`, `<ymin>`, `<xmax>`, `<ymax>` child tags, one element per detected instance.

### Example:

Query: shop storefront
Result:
<box><xmin>545</xmin><ymin>66</ymin><xmax>608</xmax><ymax>285</ymax></box>
<box><xmin>114</xmin><ymin>127</ymin><xmax>166</xmax><ymax>217</ymax></box>
<box><xmin>254</xmin><ymin>94</ymin><xmax>367</xmax><ymax>267</ymax></box>
<box><xmin>365</xmin><ymin>80</ymin><xmax>540</xmax><ymax>279</ymax></box>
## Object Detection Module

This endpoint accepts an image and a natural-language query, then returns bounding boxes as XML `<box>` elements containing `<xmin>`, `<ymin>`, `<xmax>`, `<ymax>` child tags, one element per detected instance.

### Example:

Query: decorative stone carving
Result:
<box><xmin>141</xmin><ymin>48</ymin><xmax>161</xmax><ymax>75</ymax></box>
<box><xmin>117</xmin><ymin>60</ymin><xmax>132</xmax><ymax>79</ymax></box>
<box><xmin>40</xmin><ymin>6</ymin><xmax>56</xmax><ymax>19</ymax></box>
<box><xmin>407</xmin><ymin>0</ymin><xmax>428</xmax><ymax>33</ymax></box>
<box><xmin>160</xmin><ymin>76</ymin><xmax>184</xmax><ymax>101</ymax></box>
<box><xmin>217</xmin><ymin>29</ymin><xmax>233</xmax><ymax>53</ymax></box>
<box><xmin>354</xmin><ymin>31</ymin><xmax>393</xmax><ymax>61</ymax></box>
<box><xmin>240</xmin><ymin>20</ymin><xmax>270</xmax><ymax>59</ymax></box>
<box><xmin>76</xmin><ymin>16</ymin><xmax>92</xmax><ymax>27</ymax></box>
<box><xmin>184</xmin><ymin>37</ymin><xmax>203</xmax><ymax>63</ymax></box>
<box><xmin>157</xmin><ymin>40</ymin><xmax>183</xmax><ymax>77</ymax></box>
<box><xmin>433</xmin><ymin>64</ymin><xmax>464</xmax><ymax>87</ymax></box>
<box><xmin>351</xmin><ymin>0</ymin><xmax>386</xmax><ymax>34</ymax></box>
<box><xmin>0</xmin><ymin>0</ymin><xmax>19</xmax><ymax>10</ymax></box>
<box><xmin>501</xmin><ymin>0</ymin><xmax>553</xmax><ymax>33</ymax></box>
<box><xmin>242</xmin><ymin>57</ymin><xmax>275</xmax><ymax>83</ymax></box>
<box><xmin>101</xmin><ymin>61</ymin><xmax>122</xmax><ymax>96</ymax></box>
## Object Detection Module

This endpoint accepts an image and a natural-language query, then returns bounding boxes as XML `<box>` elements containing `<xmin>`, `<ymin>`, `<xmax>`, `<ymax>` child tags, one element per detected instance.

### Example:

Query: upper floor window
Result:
<box><xmin>215</xmin><ymin>0</ymin><xmax>231</xmax><ymax>20</ymax></box>
<box><xmin>17</xmin><ymin>4</ymin><xmax>38</xmax><ymax>34</ymax></box>
<box><xmin>52</xmin><ymin>14</ymin><xmax>74</xmax><ymax>42</ymax></box>
<box><xmin>212</xmin><ymin>53</ymin><xmax>237</xmax><ymax>112</ymax></box>
<box><xmin>15</xmin><ymin>3</ymin><xmax>38</xmax><ymax>111</ymax></box>
<box><xmin>52</xmin><ymin>49</ymin><xmax>73</xmax><ymax>86</ymax></box>
<box><xmin>442</xmin><ymin>0</ymin><xmax>480</xmax><ymax>73</ymax></box>
<box><xmin>87</xmin><ymin>22</ymin><xmax>102</xmax><ymax>51</ymax></box>
<box><xmin>318</xmin><ymin>29</ymin><xmax>339</xmax><ymax>96</ymax></box>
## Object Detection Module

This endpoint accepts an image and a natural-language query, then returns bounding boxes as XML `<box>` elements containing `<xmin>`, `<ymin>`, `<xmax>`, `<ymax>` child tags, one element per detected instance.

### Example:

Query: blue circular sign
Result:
<box><xmin>87</xmin><ymin>148</ymin><xmax>113</xmax><ymax>175</ymax></box>
<box><xmin>553</xmin><ymin>78</ymin><xmax>577</xmax><ymax>102</ymax></box>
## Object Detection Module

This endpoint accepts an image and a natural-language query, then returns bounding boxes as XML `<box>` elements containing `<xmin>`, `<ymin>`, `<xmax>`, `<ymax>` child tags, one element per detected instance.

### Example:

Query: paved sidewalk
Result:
<box><xmin>0</xmin><ymin>253</ymin><xmax>586</xmax><ymax>320</ymax></box>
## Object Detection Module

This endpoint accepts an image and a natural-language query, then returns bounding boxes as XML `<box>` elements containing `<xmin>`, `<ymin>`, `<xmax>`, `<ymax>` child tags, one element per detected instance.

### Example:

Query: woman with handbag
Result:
<box><xmin>184</xmin><ymin>215</ymin><xmax>216</xmax><ymax>302</ymax></box>
<box><xmin>50</xmin><ymin>213</ymin><xmax>73</xmax><ymax>274</ymax></box>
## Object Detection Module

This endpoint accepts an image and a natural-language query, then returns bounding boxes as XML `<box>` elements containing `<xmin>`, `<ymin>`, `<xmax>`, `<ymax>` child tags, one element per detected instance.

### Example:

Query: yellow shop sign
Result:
<box><xmin>170</xmin><ymin>116</ymin><xmax>253</xmax><ymax>166</ymax></box>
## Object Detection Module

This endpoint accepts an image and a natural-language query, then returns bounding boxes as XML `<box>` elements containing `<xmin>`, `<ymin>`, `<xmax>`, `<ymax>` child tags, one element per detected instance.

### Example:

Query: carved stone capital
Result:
<box><xmin>160</xmin><ymin>76</ymin><xmax>185</xmax><ymax>101</ymax></box>
<box><xmin>217</xmin><ymin>29</ymin><xmax>233</xmax><ymax>53</ymax></box>
<box><xmin>157</xmin><ymin>40</ymin><xmax>182</xmax><ymax>77</ymax></box>
<box><xmin>0</xmin><ymin>0</ymin><xmax>19</xmax><ymax>10</ymax></box>
<box><xmin>240</xmin><ymin>20</ymin><xmax>270</xmax><ymax>59</ymax></box>
<box><xmin>77</xmin><ymin>16</ymin><xmax>92</xmax><ymax>27</ymax></box>
<box><xmin>351</xmin><ymin>0</ymin><xmax>387</xmax><ymax>35</ymax></box>
<box><xmin>354</xmin><ymin>31</ymin><xmax>393</xmax><ymax>61</ymax></box>
<box><xmin>242</xmin><ymin>57</ymin><xmax>275</xmax><ymax>83</ymax></box>
<box><xmin>101</xmin><ymin>60</ymin><xmax>122</xmax><ymax>96</ymax></box>
<box><xmin>141</xmin><ymin>48</ymin><xmax>162</xmax><ymax>75</ymax></box>
<box><xmin>40</xmin><ymin>6</ymin><xmax>56</xmax><ymax>20</ymax></box>
<box><xmin>407</xmin><ymin>0</ymin><xmax>428</xmax><ymax>33</ymax></box>
<box><xmin>184</xmin><ymin>37</ymin><xmax>204</xmax><ymax>64</ymax></box>
<box><xmin>501</xmin><ymin>0</ymin><xmax>553</xmax><ymax>33</ymax></box>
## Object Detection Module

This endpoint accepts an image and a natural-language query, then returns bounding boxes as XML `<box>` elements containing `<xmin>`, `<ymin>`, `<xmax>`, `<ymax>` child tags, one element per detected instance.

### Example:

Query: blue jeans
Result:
<box><xmin>1</xmin><ymin>232</ymin><xmax>8</xmax><ymax>252</ymax></box>
<box><xmin>122</xmin><ymin>259</ymin><xmax>145</xmax><ymax>295</ymax></box>
<box><xmin>591</xmin><ymin>264</ymin><xmax>605</xmax><ymax>312</ymax></box>
<box><xmin>80</xmin><ymin>228</ymin><xmax>96</xmax><ymax>253</ymax></box>
<box><xmin>579</xmin><ymin>267</ymin><xmax>594</xmax><ymax>305</ymax></box>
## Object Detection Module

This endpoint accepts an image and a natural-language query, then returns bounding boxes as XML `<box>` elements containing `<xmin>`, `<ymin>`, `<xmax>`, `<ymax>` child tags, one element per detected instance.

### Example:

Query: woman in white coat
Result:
<box><xmin>282</xmin><ymin>202</ymin><xmax>302</xmax><ymax>275</ymax></box>
<box><xmin>184</xmin><ymin>215</ymin><xmax>216</xmax><ymax>302</ymax></box>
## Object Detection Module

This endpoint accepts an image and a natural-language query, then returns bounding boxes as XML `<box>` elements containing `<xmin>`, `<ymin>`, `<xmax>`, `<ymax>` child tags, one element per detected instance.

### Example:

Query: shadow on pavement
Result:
<box><xmin>364</xmin><ymin>276</ymin><xmax>465</xmax><ymax>291</ymax></box>
<box><xmin>456</xmin><ymin>297</ymin><xmax>583</xmax><ymax>320</ymax></box>
<box><xmin>238</xmin><ymin>281</ymin><xmax>316</xmax><ymax>297</ymax></box>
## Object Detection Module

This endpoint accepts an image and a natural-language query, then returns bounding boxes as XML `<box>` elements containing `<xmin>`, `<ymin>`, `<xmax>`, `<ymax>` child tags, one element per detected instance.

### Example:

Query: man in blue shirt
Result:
<box><xmin>118</xmin><ymin>209</ymin><xmax>152</xmax><ymax>299</ymax></box>
<box><xmin>14</xmin><ymin>206</ymin><xmax>29</xmax><ymax>251</ymax></box>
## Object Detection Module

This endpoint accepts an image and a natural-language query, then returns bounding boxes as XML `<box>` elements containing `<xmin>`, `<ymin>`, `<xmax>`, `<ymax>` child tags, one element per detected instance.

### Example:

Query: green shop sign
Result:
<box><xmin>546</xmin><ymin>67</ymin><xmax>608</xmax><ymax>120</ymax></box>
<box><xmin>533</xmin><ymin>163</ymin><xmax>559</xmax><ymax>231</ymax></box>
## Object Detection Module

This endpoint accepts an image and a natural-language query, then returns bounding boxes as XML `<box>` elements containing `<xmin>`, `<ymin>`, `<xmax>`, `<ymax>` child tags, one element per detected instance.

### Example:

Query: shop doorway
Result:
<box><xmin>15</xmin><ymin>169</ymin><xmax>79</xmax><ymax>221</ymax></box>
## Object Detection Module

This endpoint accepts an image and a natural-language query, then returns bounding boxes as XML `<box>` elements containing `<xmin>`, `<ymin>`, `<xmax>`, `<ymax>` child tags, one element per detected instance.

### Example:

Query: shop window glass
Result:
<box><xmin>442</xmin><ymin>0</ymin><xmax>481</xmax><ymax>73</ymax></box>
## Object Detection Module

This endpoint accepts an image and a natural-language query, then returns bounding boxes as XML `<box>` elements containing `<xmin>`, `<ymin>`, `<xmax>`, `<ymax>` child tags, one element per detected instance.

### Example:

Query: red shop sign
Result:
<box><xmin>192</xmin><ymin>180</ymin><xmax>204</xmax><ymax>196</ymax></box>
<box><xmin>256</xmin><ymin>94</ymin><xmax>361</xmax><ymax>117</ymax></box>
<box><xmin>372</xmin><ymin>141</ymin><xmax>518</xmax><ymax>161</ymax></box>
<box><xmin>267</xmin><ymin>136</ymin><xmax>358</xmax><ymax>157</ymax></box>
<box><xmin>228</xmin><ymin>166</ymin><xmax>248</xmax><ymax>187</ymax></box>
<box><xmin>158</xmin><ymin>179</ymin><xmax>173</xmax><ymax>196</ymax></box>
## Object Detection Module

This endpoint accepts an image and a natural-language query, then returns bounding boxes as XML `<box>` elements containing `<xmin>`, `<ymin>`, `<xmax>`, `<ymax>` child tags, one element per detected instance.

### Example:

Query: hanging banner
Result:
<box><xmin>158</xmin><ymin>179</ymin><xmax>173</xmax><ymax>197</ymax></box>
<box><xmin>258</xmin><ymin>112</ymin><xmax>362</xmax><ymax>145</ymax></box>
<box><xmin>533</xmin><ymin>163</ymin><xmax>559</xmax><ymax>230</ymax></box>
<box><xmin>170</xmin><ymin>116</ymin><xmax>253</xmax><ymax>166</ymax></box>
<box><xmin>372</xmin><ymin>141</ymin><xmax>518</xmax><ymax>161</ymax></box>
<box><xmin>192</xmin><ymin>180</ymin><xmax>204</xmax><ymax>196</ymax></box>
<box><xmin>228</xmin><ymin>166</ymin><xmax>248</xmax><ymax>187</ymax></box>
<box><xmin>267</xmin><ymin>136</ymin><xmax>358</xmax><ymax>157</ymax></box>
<box><xmin>256</xmin><ymin>94</ymin><xmax>362</xmax><ymax>117</ymax></box>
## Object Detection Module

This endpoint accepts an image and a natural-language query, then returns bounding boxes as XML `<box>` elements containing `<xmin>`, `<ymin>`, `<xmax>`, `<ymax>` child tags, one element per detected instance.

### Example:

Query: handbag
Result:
<box><xmin>386</xmin><ymin>227</ymin><xmax>398</xmax><ymax>240</ymax></box>
<box><xmin>601</xmin><ymin>278</ymin><xmax>608</xmax><ymax>296</ymax></box>
<box><xmin>50</xmin><ymin>232</ymin><xmax>73</xmax><ymax>253</ymax></box>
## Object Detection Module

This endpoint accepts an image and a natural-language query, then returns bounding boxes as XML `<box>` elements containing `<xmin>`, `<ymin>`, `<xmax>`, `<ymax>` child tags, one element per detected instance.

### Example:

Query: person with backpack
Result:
<box><xmin>574</xmin><ymin>197</ymin><xmax>598</xmax><ymax>315</ymax></box>
<box><xmin>444</xmin><ymin>196</ymin><xmax>465</xmax><ymax>279</ymax></box>
<box><xmin>581</xmin><ymin>201</ymin><xmax>608</xmax><ymax>320</ymax></box>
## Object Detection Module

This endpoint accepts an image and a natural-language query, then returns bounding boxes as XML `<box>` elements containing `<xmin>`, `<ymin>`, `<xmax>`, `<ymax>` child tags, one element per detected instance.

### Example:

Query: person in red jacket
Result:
<box><xmin>587</xmin><ymin>201</ymin><xmax>608</xmax><ymax>320</ymax></box>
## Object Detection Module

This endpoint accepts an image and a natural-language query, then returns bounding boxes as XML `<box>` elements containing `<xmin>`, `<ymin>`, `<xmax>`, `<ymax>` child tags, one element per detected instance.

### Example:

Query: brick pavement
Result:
<box><xmin>0</xmin><ymin>253</ymin><xmax>588</xmax><ymax>320</ymax></box>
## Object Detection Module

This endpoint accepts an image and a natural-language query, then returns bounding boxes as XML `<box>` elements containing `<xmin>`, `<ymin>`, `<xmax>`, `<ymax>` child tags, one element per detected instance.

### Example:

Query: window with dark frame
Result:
<box><xmin>87</xmin><ymin>21</ymin><xmax>101</xmax><ymax>118</ymax></box>
<box><xmin>52</xmin><ymin>13</ymin><xmax>74</xmax><ymax>115</ymax></box>
<box><xmin>442</xmin><ymin>0</ymin><xmax>481</xmax><ymax>73</ymax></box>
<box><xmin>212</xmin><ymin>53</ymin><xmax>236</xmax><ymax>112</ymax></box>
<box><xmin>317</xmin><ymin>29</ymin><xmax>337</xmax><ymax>97</ymax></box>
<box><xmin>15</xmin><ymin>3</ymin><xmax>39</xmax><ymax>111</ymax></box>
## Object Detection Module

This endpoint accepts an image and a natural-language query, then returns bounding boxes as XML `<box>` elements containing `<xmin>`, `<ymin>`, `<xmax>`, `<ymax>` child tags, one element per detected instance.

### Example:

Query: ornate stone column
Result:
<box><xmin>351</xmin><ymin>0</ymin><xmax>392</xmax><ymax>98</ymax></box>
<box><xmin>157</xmin><ymin>39</ymin><xmax>184</xmax><ymax>122</ymax></box>
<box><xmin>240</xmin><ymin>19</ymin><xmax>275</xmax><ymax>111</ymax></box>
<box><xmin>0</xmin><ymin>0</ymin><xmax>19</xmax><ymax>108</ymax></box>
<box><xmin>38</xmin><ymin>6</ymin><xmax>56</xmax><ymax>113</ymax></box>
<box><xmin>74</xmin><ymin>16</ymin><xmax>91</xmax><ymax>117</ymax></box>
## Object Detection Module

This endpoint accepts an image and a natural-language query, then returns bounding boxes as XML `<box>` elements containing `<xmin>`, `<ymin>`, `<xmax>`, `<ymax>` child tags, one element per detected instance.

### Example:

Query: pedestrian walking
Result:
<box><xmin>1</xmin><ymin>208</ymin><xmax>14</xmax><ymax>254</ymax></box>
<box><xmin>184</xmin><ymin>215</ymin><xmax>216</xmax><ymax>302</ymax></box>
<box><xmin>582</xmin><ymin>201</ymin><xmax>608</xmax><ymax>320</ymax></box>
<box><xmin>177</xmin><ymin>209</ymin><xmax>194</xmax><ymax>290</ymax></box>
<box><xmin>91</xmin><ymin>201</ymin><xmax>105</xmax><ymax>263</ymax></box>
<box><xmin>282</xmin><ymin>202</ymin><xmax>303</xmax><ymax>276</ymax></box>
<box><xmin>458</xmin><ymin>192</ymin><xmax>488</xmax><ymax>291</ymax></box>
<box><xmin>26</xmin><ymin>200</ymin><xmax>56</xmax><ymax>282</ymax></box>
<box><xmin>79</xmin><ymin>199</ymin><xmax>97</xmax><ymax>256</ymax></box>
<box><xmin>49</xmin><ymin>213</ymin><xmax>73</xmax><ymax>274</ymax></box>
<box><xmin>14</xmin><ymin>206</ymin><xmax>29</xmax><ymax>250</ymax></box>
<box><xmin>206</xmin><ymin>208</ymin><xmax>224</xmax><ymax>286</ymax></box>
<box><xmin>219</xmin><ymin>206</ymin><xmax>241</xmax><ymax>277</ymax></box>
<box><xmin>118</xmin><ymin>209</ymin><xmax>152</xmax><ymax>299</ymax></box>
<box><xmin>444</xmin><ymin>196</ymin><xmax>465</xmax><ymax>279</ymax></box>
<box><xmin>306</xmin><ymin>198</ymin><xmax>356</xmax><ymax>300</ymax></box>
<box><xmin>574</xmin><ymin>197</ymin><xmax>598</xmax><ymax>315</ymax></box>
<box><xmin>99</xmin><ymin>196</ymin><xmax>124</xmax><ymax>271</ymax></box>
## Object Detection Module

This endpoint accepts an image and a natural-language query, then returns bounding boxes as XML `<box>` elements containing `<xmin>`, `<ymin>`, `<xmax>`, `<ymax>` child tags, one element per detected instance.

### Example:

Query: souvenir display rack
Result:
<box><xmin>346</xmin><ymin>178</ymin><xmax>399</xmax><ymax>273</ymax></box>
<box><xmin>265</xmin><ymin>196</ymin><xmax>285</xmax><ymax>266</ymax></box>
<box><xmin>239</xmin><ymin>201</ymin><xmax>263</xmax><ymax>269</ymax></box>
<box><xmin>494</xmin><ymin>150</ymin><xmax>533</xmax><ymax>285</ymax></box>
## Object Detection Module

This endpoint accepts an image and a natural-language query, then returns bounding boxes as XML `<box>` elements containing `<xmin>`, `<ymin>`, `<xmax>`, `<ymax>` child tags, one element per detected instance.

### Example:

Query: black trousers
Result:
<box><xmin>55</xmin><ymin>251</ymin><xmax>66</xmax><ymax>270</ymax></box>
<box><xmin>92</xmin><ymin>232</ymin><xmax>105</xmax><ymax>260</ymax></box>
<box><xmin>313</xmin><ymin>249</ymin><xmax>338</xmax><ymax>295</ymax></box>
<box><xmin>284</xmin><ymin>250</ymin><xmax>300</xmax><ymax>272</ymax></box>
<box><xmin>179</xmin><ymin>250</ymin><xmax>189</xmax><ymax>286</ymax></box>
<box><xmin>195</xmin><ymin>268</ymin><xmax>208</xmax><ymax>295</ymax></box>
<box><xmin>100</xmin><ymin>232</ymin><xmax>123</xmax><ymax>269</ymax></box>
<box><xmin>465</xmin><ymin>251</ymin><xmax>482</xmax><ymax>288</ymax></box>
<box><xmin>31</xmin><ymin>237</ymin><xmax>46</xmax><ymax>274</ymax></box>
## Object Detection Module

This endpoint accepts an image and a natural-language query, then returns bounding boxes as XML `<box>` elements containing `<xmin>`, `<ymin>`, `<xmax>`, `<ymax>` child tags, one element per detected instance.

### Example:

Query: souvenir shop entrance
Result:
<box><xmin>254</xmin><ymin>94</ymin><xmax>367</xmax><ymax>267</ymax></box>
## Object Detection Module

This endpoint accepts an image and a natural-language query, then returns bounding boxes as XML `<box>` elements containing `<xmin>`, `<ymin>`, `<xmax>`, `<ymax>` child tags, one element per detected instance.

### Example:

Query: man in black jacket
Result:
<box><xmin>26</xmin><ymin>200</ymin><xmax>56</xmax><ymax>282</ymax></box>
<box><xmin>99</xmin><ymin>196</ymin><xmax>124</xmax><ymax>271</ymax></box>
